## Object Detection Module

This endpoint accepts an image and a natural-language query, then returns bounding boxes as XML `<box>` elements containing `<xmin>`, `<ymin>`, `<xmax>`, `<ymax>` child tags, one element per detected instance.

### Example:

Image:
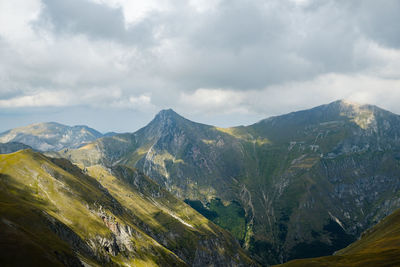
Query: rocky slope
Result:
<box><xmin>0</xmin><ymin>149</ymin><xmax>255</xmax><ymax>266</ymax></box>
<box><xmin>277</xmin><ymin>207</ymin><xmax>400</xmax><ymax>266</ymax></box>
<box><xmin>0</xmin><ymin>122</ymin><xmax>103</xmax><ymax>151</ymax></box>
<box><xmin>57</xmin><ymin>100</ymin><xmax>400</xmax><ymax>265</ymax></box>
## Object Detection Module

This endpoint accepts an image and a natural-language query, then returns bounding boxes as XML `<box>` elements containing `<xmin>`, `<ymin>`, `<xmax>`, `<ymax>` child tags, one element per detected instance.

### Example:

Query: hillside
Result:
<box><xmin>0</xmin><ymin>149</ymin><xmax>255</xmax><ymax>266</ymax></box>
<box><xmin>277</xmin><ymin>207</ymin><xmax>400</xmax><ymax>266</ymax></box>
<box><xmin>55</xmin><ymin>100</ymin><xmax>400</xmax><ymax>265</ymax></box>
<box><xmin>0</xmin><ymin>122</ymin><xmax>103</xmax><ymax>151</ymax></box>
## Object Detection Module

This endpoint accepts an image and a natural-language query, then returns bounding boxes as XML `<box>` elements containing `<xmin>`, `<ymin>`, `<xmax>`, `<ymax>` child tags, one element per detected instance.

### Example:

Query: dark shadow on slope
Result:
<box><xmin>0</xmin><ymin>174</ymin><xmax>90</xmax><ymax>266</ymax></box>
<box><xmin>288</xmin><ymin>219</ymin><xmax>355</xmax><ymax>261</ymax></box>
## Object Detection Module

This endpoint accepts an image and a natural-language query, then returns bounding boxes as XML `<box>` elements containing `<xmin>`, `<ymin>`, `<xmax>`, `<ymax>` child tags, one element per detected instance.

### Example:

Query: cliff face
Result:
<box><xmin>0</xmin><ymin>150</ymin><xmax>255</xmax><ymax>266</ymax></box>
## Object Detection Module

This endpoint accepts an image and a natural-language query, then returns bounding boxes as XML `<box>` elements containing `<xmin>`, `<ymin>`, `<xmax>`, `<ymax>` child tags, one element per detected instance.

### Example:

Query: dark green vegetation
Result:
<box><xmin>185</xmin><ymin>198</ymin><xmax>246</xmax><ymax>243</ymax></box>
<box><xmin>277</xmin><ymin>207</ymin><xmax>400</xmax><ymax>266</ymax></box>
<box><xmin>0</xmin><ymin>150</ymin><xmax>255</xmax><ymax>266</ymax></box>
<box><xmin>57</xmin><ymin>100</ymin><xmax>400</xmax><ymax>265</ymax></box>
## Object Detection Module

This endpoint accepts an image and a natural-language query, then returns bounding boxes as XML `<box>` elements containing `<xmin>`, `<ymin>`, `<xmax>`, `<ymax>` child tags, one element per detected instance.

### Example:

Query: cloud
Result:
<box><xmin>178</xmin><ymin>73</ymin><xmax>400</xmax><ymax>121</ymax></box>
<box><xmin>179</xmin><ymin>88</ymin><xmax>247</xmax><ymax>114</ymax></box>
<box><xmin>0</xmin><ymin>0</ymin><xmax>400</xmax><ymax>131</ymax></box>
<box><xmin>38</xmin><ymin>0</ymin><xmax>159</xmax><ymax>46</ymax></box>
<box><xmin>354</xmin><ymin>0</ymin><xmax>400</xmax><ymax>49</ymax></box>
<box><xmin>0</xmin><ymin>87</ymin><xmax>155</xmax><ymax>112</ymax></box>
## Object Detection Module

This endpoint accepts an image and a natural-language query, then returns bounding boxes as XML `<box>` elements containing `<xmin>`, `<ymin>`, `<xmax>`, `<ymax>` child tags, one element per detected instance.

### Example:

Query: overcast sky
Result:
<box><xmin>1</xmin><ymin>0</ymin><xmax>399</xmax><ymax>133</ymax></box>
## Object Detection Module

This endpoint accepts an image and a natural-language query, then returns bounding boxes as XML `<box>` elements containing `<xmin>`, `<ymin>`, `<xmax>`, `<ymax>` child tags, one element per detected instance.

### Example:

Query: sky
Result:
<box><xmin>0</xmin><ymin>0</ymin><xmax>400</xmax><ymax>133</ymax></box>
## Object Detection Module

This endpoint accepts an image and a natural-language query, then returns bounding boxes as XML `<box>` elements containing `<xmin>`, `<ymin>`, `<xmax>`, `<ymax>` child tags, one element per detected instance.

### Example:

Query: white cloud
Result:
<box><xmin>88</xmin><ymin>0</ymin><xmax>171</xmax><ymax>24</ymax></box>
<box><xmin>0</xmin><ymin>90</ymin><xmax>70</xmax><ymax>107</ymax></box>
<box><xmin>177</xmin><ymin>74</ymin><xmax>400</xmax><ymax>121</ymax></box>
<box><xmin>179</xmin><ymin>88</ymin><xmax>248</xmax><ymax>114</ymax></box>
<box><xmin>110</xmin><ymin>94</ymin><xmax>156</xmax><ymax>111</ymax></box>
<box><xmin>0</xmin><ymin>0</ymin><xmax>42</xmax><ymax>40</ymax></box>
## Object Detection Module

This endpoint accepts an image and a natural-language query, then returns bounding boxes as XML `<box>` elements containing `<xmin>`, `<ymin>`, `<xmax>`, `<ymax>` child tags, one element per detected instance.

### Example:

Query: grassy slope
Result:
<box><xmin>0</xmin><ymin>150</ymin><xmax>187</xmax><ymax>266</ymax></box>
<box><xmin>0</xmin><ymin>149</ymin><xmax>255</xmax><ymax>266</ymax></box>
<box><xmin>85</xmin><ymin>164</ymin><xmax>255</xmax><ymax>265</ymax></box>
<box><xmin>276</xmin><ymin>208</ymin><xmax>400</xmax><ymax>267</ymax></box>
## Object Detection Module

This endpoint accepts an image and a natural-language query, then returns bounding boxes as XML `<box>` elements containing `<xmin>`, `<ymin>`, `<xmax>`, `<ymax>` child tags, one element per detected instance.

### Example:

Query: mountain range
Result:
<box><xmin>0</xmin><ymin>122</ymin><xmax>105</xmax><ymax>151</ymax></box>
<box><xmin>2</xmin><ymin>100</ymin><xmax>400</xmax><ymax>266</ymax></box>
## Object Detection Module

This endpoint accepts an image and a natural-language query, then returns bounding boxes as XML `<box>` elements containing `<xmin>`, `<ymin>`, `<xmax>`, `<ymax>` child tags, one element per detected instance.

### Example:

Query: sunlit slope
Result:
<box><xmin>58</xmin><ymin>100</ymin><xmax>400</xmax><ymax>265</ymax></box>
<box><xmin>84</xmin><ymin>164</ymin><xmax>255</xmax><ymax>266</ymax></box>
<box><xmin>0</xmin><ymin>150</ymin><xmax>254</xmax><ymax>266</ymax></box>
<box><xmin>0</xmin><ymin>149</ymin><xmax>184</xmax><ymax>266</ymax></box>
<box><xmin>277</xmin><ymin>208</ymin><xmax>400</xmax><ymax>267</ymax></box>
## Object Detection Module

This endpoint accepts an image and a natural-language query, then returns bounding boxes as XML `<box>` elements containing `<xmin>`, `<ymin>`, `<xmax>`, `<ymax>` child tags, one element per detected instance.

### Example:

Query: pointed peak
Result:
<box><xmin>143</xmin><ymin>108</ymin><xmax>209</xmax><ymax>133</ymax></box>
<box><xmin>154</xmin><ymin>108</ymin><xmax>184</xmax><ymax>121</ymax></box>
<box><xmin>157</xmin><ymin>108</ymin><xmax>179</xmax><ymax>116</ymax></box>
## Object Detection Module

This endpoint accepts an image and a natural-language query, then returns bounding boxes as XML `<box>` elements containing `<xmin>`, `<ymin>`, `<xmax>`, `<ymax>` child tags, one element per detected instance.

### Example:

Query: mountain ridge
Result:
<box><xmin>5</xmin><ymin>100</ymin><xmax>400</xmax><ymax>265</ymax></box>
<box><xmin>0</xmin><ymin>122</ymin><xmax>103</xmax><ymax>151</ymax></box>
<box><xmin>0</xmin><ymin>148</ymin><xmax>256</xmax><ymax>266</ymax></box>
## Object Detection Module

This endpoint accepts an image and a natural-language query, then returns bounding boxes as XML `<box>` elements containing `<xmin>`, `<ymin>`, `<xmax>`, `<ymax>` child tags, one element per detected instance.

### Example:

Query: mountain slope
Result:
<box><xmin>0</xmin><ymin>122</ymin><xmax>103</xmax><ymax>151</ymax></box>
<box><xmin>0</xmin><ymin>149</ymin><xmax>255</xmax><ymax>266</ymax></box>
<box><xmin>277</xmin><ymin>207</ymin><xmax>400</xmax><ymax>266</ymax></box>
<box><xmin>0</xmin><ymin>142</ymin><xmax>32</xmax><ymax>154</ymax></box>
<box><xmin>58</xmin><ymin>100</ymin><xmax>400</xmax><ymax>265</ymax></box>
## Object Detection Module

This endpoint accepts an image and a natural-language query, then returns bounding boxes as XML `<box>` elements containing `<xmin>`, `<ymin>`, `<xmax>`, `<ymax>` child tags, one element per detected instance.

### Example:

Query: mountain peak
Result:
<box><xmin>153</xmin><ymin>109</ymin><xmax>186</xmax><ymax>123</ymax></box>
<box><xmin>156</xmin><ymin>108</ymin><xmax>180</xmax><ymax>117</ymax></box>
<box><xmin>328</xmin><ymin>99</ymin><xmax>363</xmax><ymax>108</ymax></box>
<box><xmin>139</xmin><ymin>108</ymin><xmax>211</xmax><ymax>137</ymax></box>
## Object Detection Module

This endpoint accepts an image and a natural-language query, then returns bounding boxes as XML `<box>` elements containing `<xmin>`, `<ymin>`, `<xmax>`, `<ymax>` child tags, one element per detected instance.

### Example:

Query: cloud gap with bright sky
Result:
<box><xmin>0</xmin><ymin>0</ymin><xmax>399</xmax><ymax>132</ymax></box>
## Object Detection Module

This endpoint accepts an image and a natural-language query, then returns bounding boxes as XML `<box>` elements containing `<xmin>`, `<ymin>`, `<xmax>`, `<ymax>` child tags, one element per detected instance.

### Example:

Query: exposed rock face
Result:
<box><xmin>90</xmin><ymin>205</ymin><xmax>136</xmax><ymax>255</ymax></box>
<box><xmin>59</xmin><ymin>100</ymin><xmax>400</xmax><ymax>265</ymax></box>
<box><xmin>0</xmin><ymin>122</ymin><xmax>103</xmax><ymax>151</ymax></box>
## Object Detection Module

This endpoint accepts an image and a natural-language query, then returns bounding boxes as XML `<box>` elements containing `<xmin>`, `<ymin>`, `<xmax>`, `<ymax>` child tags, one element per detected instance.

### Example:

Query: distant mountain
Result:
<box><xmin>103</xmin><ymin>131</ymin><xmax>119</xmax><ymax>137</ymax></box>
<box><xmin>0</xmin><ymin>122</ymin><xmax>103</xmax><ymax>151</ymax></box>
<box><xmin>54</xmin><ymin>100</ymin><xmax>400</xmax><ymax>265</ymax></box>
<box><xmin>278</xmin><ymin>207</ymin><xmax>400</xmax><ymax>266</ymax></box>
<box><xmin>0</xmin><ymin>142</ymin><xmax>31</xmax><ymax>154</ymax></box>
<box><xmin>0</xmin><ymin>149</ymin><xmax>255</xmax><ymax>266</ymax></box>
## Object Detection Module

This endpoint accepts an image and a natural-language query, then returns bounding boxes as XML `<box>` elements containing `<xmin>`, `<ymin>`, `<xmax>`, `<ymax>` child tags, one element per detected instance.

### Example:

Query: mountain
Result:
<box><xmin>56</xmin><ymin>100</ymin><xmax>400</xmax><ymax>265</ymax></box>
<box><xmin>277</xmin><ymin>207</ymin><xmax>400</xmax><ymax>266</ymax></box>
<box><xmin>0</xmin><ymin>122</ymin><xmax>103</xmax><ymax>151</ymax></box>
<box><xmin>0</xmin><ymin>149</ymin><xmax>255</xmax><ymax>266</ymax></box>
<box><xmin>0</xmin><ymin>142</ymin><xmax>32</xmax><ymax>154</ymax></box>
